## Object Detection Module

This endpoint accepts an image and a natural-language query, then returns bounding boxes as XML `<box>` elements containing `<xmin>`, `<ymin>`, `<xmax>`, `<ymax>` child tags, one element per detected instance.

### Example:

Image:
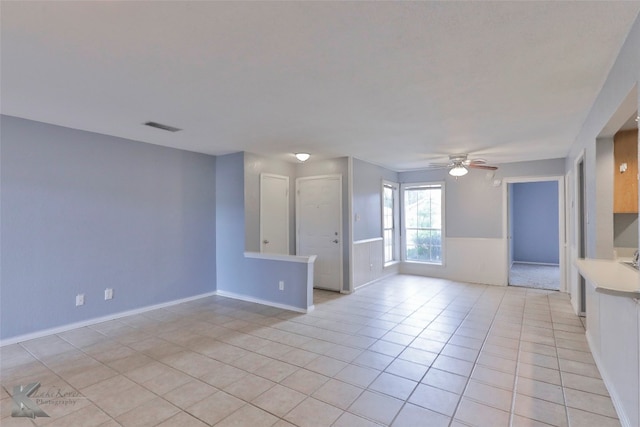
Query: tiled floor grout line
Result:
<box><xmin>357</xmin><ymin>284</ymin><xmax>509</xmax><ymax>426</ymax></box>
<box><xmin>383</xmin><ymin>287</ymin><xmax>465</xmax><ymax>426</ymax></box>
<box><xmin>330</xmin><ymin>285</ymin><xmax>526</xmax><ymax>426</ymax></box>
<box><xmin>0</xmin><ymin>294</ymin><xmax>568</xmax><ymax>427</ymax></box>
<box><xmin>16</xmin><ymin>337</ymin><xmax>125</xmax><ymax>425</ymax></box>
<box><xmin>93</xmin><ymin>291</ymin><xmax>424</xmax><ymax>426</ymax></box>
<box><xmin>507</xmin><ymin>289</ymin><xmax>528</xmax><ymax>427</ymax></box>
<box><xmin>550</xmin><ymin>302</ymin><xmax>619</xmax><ymax>425</ymax></box>
<box><xmin>342</xmin><ymin>282</ymin><xmax>456</xmax><ymax>426</ymax></box>
<box><xmin>445</xmin><ymin>287</ymin><xmax>515</xmax><ymax>427</ymax></box>
<box><xmin>324</xmin><ymin>282</ymin><xmax>480</xmax><ymax>425</ymax></box>
<box><xmin>1</xmin><ymin>278</ymin><xmax>622</xmax><ymax>427</ymax></box>
<box><xmin>44</xmin><ymin>299</ymin><xmax>342</xmax><ymax>425</ymax></box>
<box><xmin>39</xmin><ymin>311</ymin><xmax>234</xmax><ymax>426</ymax></box>
<box><xmin>143</xmin><ymin>303</ymin><xmax>333</xmax><ymax>425</ymax></box>
<box><xmin>551</xmin><ymin>293</ymin><xmax>572</xmax><ymax>427</ymax></box>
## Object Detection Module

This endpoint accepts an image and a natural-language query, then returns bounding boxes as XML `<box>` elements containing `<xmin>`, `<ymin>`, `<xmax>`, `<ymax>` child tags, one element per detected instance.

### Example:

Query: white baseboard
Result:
<box><xmin>0</xmin><ymin>291</ymin><xmax>217</xmax><ymax>347</ymax></box>
<box><xmin>215</xmin><ymin>290</ymin><xmax>310</xmax><ymax>313</ymax></box>
<box><xmin>586</xmin><ymin>332</ymin><xmax>630</xmax><ymax>427</ymax></box>
<box><xmin>401</xmin><ymin>237</ymin><xmax>507</xmax><ymax>286</ymax></box>
<box><xmin>354</xmin><ymin>269</ymin><xmax>397</xmax><ymax>292</ymax></box>
<box><xmin>512</xmin><ymin>261</ymin><xmax>560</xmax><ymax>267</ymax></box>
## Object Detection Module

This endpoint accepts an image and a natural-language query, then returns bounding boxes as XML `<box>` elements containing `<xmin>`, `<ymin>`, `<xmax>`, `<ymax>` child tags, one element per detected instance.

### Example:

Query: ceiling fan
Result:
<box><xmin>427</xmin><ymin>154</ymin><xmax>498</xmax><ymax>177</ymax></box>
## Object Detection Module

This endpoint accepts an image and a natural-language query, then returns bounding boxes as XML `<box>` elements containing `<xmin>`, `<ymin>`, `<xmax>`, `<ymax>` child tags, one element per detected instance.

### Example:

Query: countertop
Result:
<box><xmin>575</xmin><ymin>258</ymin><xmax>640</xmax><ymax>298</ymax></box>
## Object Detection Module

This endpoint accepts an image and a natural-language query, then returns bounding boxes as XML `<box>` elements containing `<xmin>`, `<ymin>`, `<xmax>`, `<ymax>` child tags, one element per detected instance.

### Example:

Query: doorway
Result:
<box><xmin>577</xmin><ymin>157</ymin><xmax>587</xmax><ymax>315</ymax></box>
<box><xmin>296</xmin><ymin>175</ymin><xmax>343</xmax><ymax>292</ymax></box>
<box><xmin>260</xmin><ymin>173</ymin><xmax>290</xmax><ymax>255</ymax></box>
<box><xmin>505</xmin><ymin>177</ymin><xmax>565</xmax><ymax>291</ymax></box>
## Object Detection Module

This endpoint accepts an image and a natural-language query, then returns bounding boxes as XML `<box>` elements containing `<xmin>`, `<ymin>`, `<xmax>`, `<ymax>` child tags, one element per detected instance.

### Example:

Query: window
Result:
<box><xmin>403</xmin><ymin>183</ymin><xmax>443</xmax><ymax>264</ymax></box>
<box><xmin>382</xmin><ymin>182</ymin><xmax>399</xmax><ymax>263</ymax></box>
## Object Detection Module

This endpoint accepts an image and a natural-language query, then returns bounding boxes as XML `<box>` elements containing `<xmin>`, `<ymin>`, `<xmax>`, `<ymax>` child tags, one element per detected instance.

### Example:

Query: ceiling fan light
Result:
<box><xmin>295</xmin><ymin>153</ymin><xmax>310</xmax><ymax>162</ymax></box>
<box><xmin>449</xmin><ymin>165</ymin><xmax>468</xmax><ymax>177</ymax></box>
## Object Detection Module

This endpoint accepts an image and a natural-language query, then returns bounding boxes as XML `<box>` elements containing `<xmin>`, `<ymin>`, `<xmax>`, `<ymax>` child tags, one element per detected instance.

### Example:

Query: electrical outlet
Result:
<box><xmin>279</xmin><ymin>281</ymin><xmax>284</xmax><ymax>291</ymax></box>
<box><xmin>104</xmin><ymin>288</ymin><xmax>113</xmax><ymax>300</ymax></box>
<box><xmin>76</xmin><ymin>294</ymin><xmax>84</xmax><ymax>306</ymax></box>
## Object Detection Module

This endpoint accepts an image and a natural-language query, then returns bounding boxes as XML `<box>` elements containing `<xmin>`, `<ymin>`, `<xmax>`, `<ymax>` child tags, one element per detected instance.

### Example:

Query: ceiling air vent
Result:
<box><xmin>144</xmin><ymin>121</ymin><xmax>182</xmax><ymax>132</ymax></box>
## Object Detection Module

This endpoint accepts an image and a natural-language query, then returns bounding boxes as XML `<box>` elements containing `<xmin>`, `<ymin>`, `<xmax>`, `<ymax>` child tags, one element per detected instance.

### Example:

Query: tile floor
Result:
<box><xmin>0</xmin><ymin>275</ymin><xmax>620</xmax><ymax>426</ymax></box>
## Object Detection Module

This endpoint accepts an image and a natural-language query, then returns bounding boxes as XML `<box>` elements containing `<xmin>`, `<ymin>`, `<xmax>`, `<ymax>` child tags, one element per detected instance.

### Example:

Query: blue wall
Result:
<box><xmin>216</xmin><ymin>152</ymin><xmax>311</xmax><ymax>309</ymax></box>
<box><xmin>400</xmin><ymin>159</ymin><xmax>565</xmax><ymax>239</ymax></box>
<box><xmin>511</xmin><ymin>181</ymin><xmax>559</xmax><ymax>264</ymax></box>
<box><xmin>215</xmin><ymin>152</ymin><xmax>248</xmax><ymax>291</ymax></box>
<box><xmin>1</xmin><ymin>115</ymin><xmax>217</xmax><ymax>340</ymax></box>
<box><xmin>352</xmin><ymin>158</ymin><xmax>399</xmax><ymax>242</ymax></box>
<box><xmin>399</xmin><ymin>167</ymin><xmax>504</xmax><ymax>238</ymax></box>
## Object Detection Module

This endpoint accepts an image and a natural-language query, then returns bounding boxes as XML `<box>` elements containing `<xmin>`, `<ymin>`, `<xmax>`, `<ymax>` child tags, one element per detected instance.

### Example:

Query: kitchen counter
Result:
<box><xmin>575</xmin><ymin>258</ymin><xmax>640</xmax><ymax>299</ymax></box>
<box><xmin>575</xmin><ymin>258</ymin><xmax>640</xmax><ymax>427</ymax></box>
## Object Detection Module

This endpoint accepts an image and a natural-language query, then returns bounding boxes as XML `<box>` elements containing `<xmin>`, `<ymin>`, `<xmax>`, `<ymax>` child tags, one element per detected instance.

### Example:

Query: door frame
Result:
<box><xmin>564</xmin><ymin>169</ymin><xmax>572</xmax><ymax>300</ymax></box>
<box><xmin>296</xmin><ymin>174</ymin><xmax>343</xmax><ymax>292</ymax></box>
<box><xmin>260</xmin><ymin>173</ymin><xmax>290</xmax><ymax>254</ymax></box>
<box><xmin>574</xmin><ymin>152</ymin><xmax>587</xmax><ymax>315</ymax></box>
<box><xmin>502</xmin><ymin>175</ymin><xmax>566</xmax><ymax>291</ymax></box>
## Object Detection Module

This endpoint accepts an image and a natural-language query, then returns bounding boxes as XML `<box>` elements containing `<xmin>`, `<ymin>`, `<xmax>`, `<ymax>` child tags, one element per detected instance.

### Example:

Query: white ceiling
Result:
<box><xmin>2</xmin><ymin>1</ymin><xmax>639</xmax><ymax>170</ymax></box>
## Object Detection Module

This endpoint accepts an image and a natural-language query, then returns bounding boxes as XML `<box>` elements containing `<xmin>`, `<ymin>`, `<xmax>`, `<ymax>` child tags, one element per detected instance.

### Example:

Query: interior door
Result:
<box><xmin>296</xmin><ymin>175</ymin><xmax>343</xmax><ymax>291</ymax></box>
<box><xmin>260</xmin><ymin>173</ymin><xmax>289</xmax><ymax>254</ymax></box>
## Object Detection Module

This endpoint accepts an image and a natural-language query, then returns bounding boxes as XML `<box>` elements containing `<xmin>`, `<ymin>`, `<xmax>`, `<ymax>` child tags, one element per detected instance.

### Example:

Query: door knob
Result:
<box><xmin>263</xmin><ymin>240</ymin><xmax>269</xmax><ymax>244</ymax></box>
<box><xmin>333</xmin><ymin>239</ymin><xmax>339</xmax><ymax>244</ymax></box>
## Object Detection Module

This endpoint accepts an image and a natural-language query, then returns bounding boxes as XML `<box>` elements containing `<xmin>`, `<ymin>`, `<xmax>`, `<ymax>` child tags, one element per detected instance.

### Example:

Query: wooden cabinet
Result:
<box><xmin>614</xmin><ymin>129</ymin><xmax>638</xmax><ymax>213</ymax></box>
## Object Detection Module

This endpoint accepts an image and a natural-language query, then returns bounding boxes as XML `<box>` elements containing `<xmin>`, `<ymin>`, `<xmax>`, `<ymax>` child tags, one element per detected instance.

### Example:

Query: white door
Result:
<box><xmin>296</xmin><ymin>175</ymin><xmax>343</xmax><ymax>291</ymax></box>
<box><xmin>260</xmin><ymin>173</ymin><xmax>289</xmax><ymax>254</ymax></box>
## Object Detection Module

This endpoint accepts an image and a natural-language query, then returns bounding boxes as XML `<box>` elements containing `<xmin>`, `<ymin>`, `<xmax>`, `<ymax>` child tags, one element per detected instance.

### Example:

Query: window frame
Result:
<box><xmin>400</xmin><ymin>181</ymin><xmax>446</xmax><ymax>265</ymax></box>
<box><xmin>381</xmin><ymin>180</ymin><xmax>400</xmax><ymax>265</ymax></box>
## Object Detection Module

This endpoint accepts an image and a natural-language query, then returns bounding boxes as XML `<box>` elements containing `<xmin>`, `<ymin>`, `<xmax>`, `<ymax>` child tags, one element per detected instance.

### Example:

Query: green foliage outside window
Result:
<box><xmin>404</xmin><ymin>186</ymin><xmax>442</xmax><ymax>263</ymax></box>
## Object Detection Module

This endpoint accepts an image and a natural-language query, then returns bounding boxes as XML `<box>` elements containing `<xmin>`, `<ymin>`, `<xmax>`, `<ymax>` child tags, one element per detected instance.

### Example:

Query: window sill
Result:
<box><xmin>402</xmin><ymin>260</ymin><xmax>444</xmax><ymax>267</ymax></box>
<box><xmin>384</xmin><ymin>260</ymin><xmax>400</xmax><ymax>268</ymax></box>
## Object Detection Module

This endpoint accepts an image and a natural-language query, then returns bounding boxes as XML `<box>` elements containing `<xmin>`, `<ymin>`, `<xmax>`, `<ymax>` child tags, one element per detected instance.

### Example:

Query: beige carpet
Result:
<box><xmin>509</xmin><ymin>262</ymin><xmax>560</xmax><ymax>291</ymax></box>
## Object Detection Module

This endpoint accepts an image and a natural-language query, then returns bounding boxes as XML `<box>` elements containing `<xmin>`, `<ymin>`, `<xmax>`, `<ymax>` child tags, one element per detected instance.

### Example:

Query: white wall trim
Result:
<box><xmin>401</xmin><ymin>237</ymin><xmax>507</xmax><ymax>286</ymax></box>
<box><xmin>348</xmin><ymin>156</ymin><xmax>355</xmax><ymax>294</ymax></box>
<box><xmin>0</xmin><ymin>291</ymin><xmax>217</xmax><ymax>347</ymax></box>
<box><xmin>244</xmin><ymin>251</ymin><xmax>316</xmax><ymax>264</ymax></box>
<box><xmin>352</xmin><ymin>237</ymin><xmax>386</xmax><ymax>288</ymax></box>
<box><xmin>573</xmin><ymin>151</ymin><xmax>587</xmax><ymax>315</ymax></box>
<box><xmin>383</xmin><ymin>262</ymin><xmax>400</xmax><ymax>277</ymax></box>
<box><xmin>353</xmin><ymin>237</ymin><xmax>383</xmax><ymax>244</ymax></box>
<box><xmin>215</xmin><ymin>290</ymin><xmax>311</xmax><ymax>313</ymax></box>
<box><xmin>565</xmin><ymin>169</ymin><xmax>573</xmax><ymax>304</ymax></box>
<box><xmin>381</xmin><ymin>179</ymin><xmax>400</xmax><ymax>264</ymax></box>
<box><xmin>512</xmin><ymin>261</ymin><xmax>560</xmax><ymax>267</ymax></box>
<box><xmin>354</xmin><ymin>267</ymin><xmax>398</xmax><ymax>291</ymax></box>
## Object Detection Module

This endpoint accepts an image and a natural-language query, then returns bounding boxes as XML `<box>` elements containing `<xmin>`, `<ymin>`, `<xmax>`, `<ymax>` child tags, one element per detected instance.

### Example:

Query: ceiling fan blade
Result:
<box><xmin>469</xmin><ymin>159</ymin><xmax>487</xmax><ymax>165</ymax></box>
<box><xmin>425</xmin><ymin>163</ymin><xmax>451</xmax><ymax>169</ymax></box>
<box><xmin>468</xmin><ymin>164</ymin><xmax>498</xmax><ymax>170</ymax></box>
